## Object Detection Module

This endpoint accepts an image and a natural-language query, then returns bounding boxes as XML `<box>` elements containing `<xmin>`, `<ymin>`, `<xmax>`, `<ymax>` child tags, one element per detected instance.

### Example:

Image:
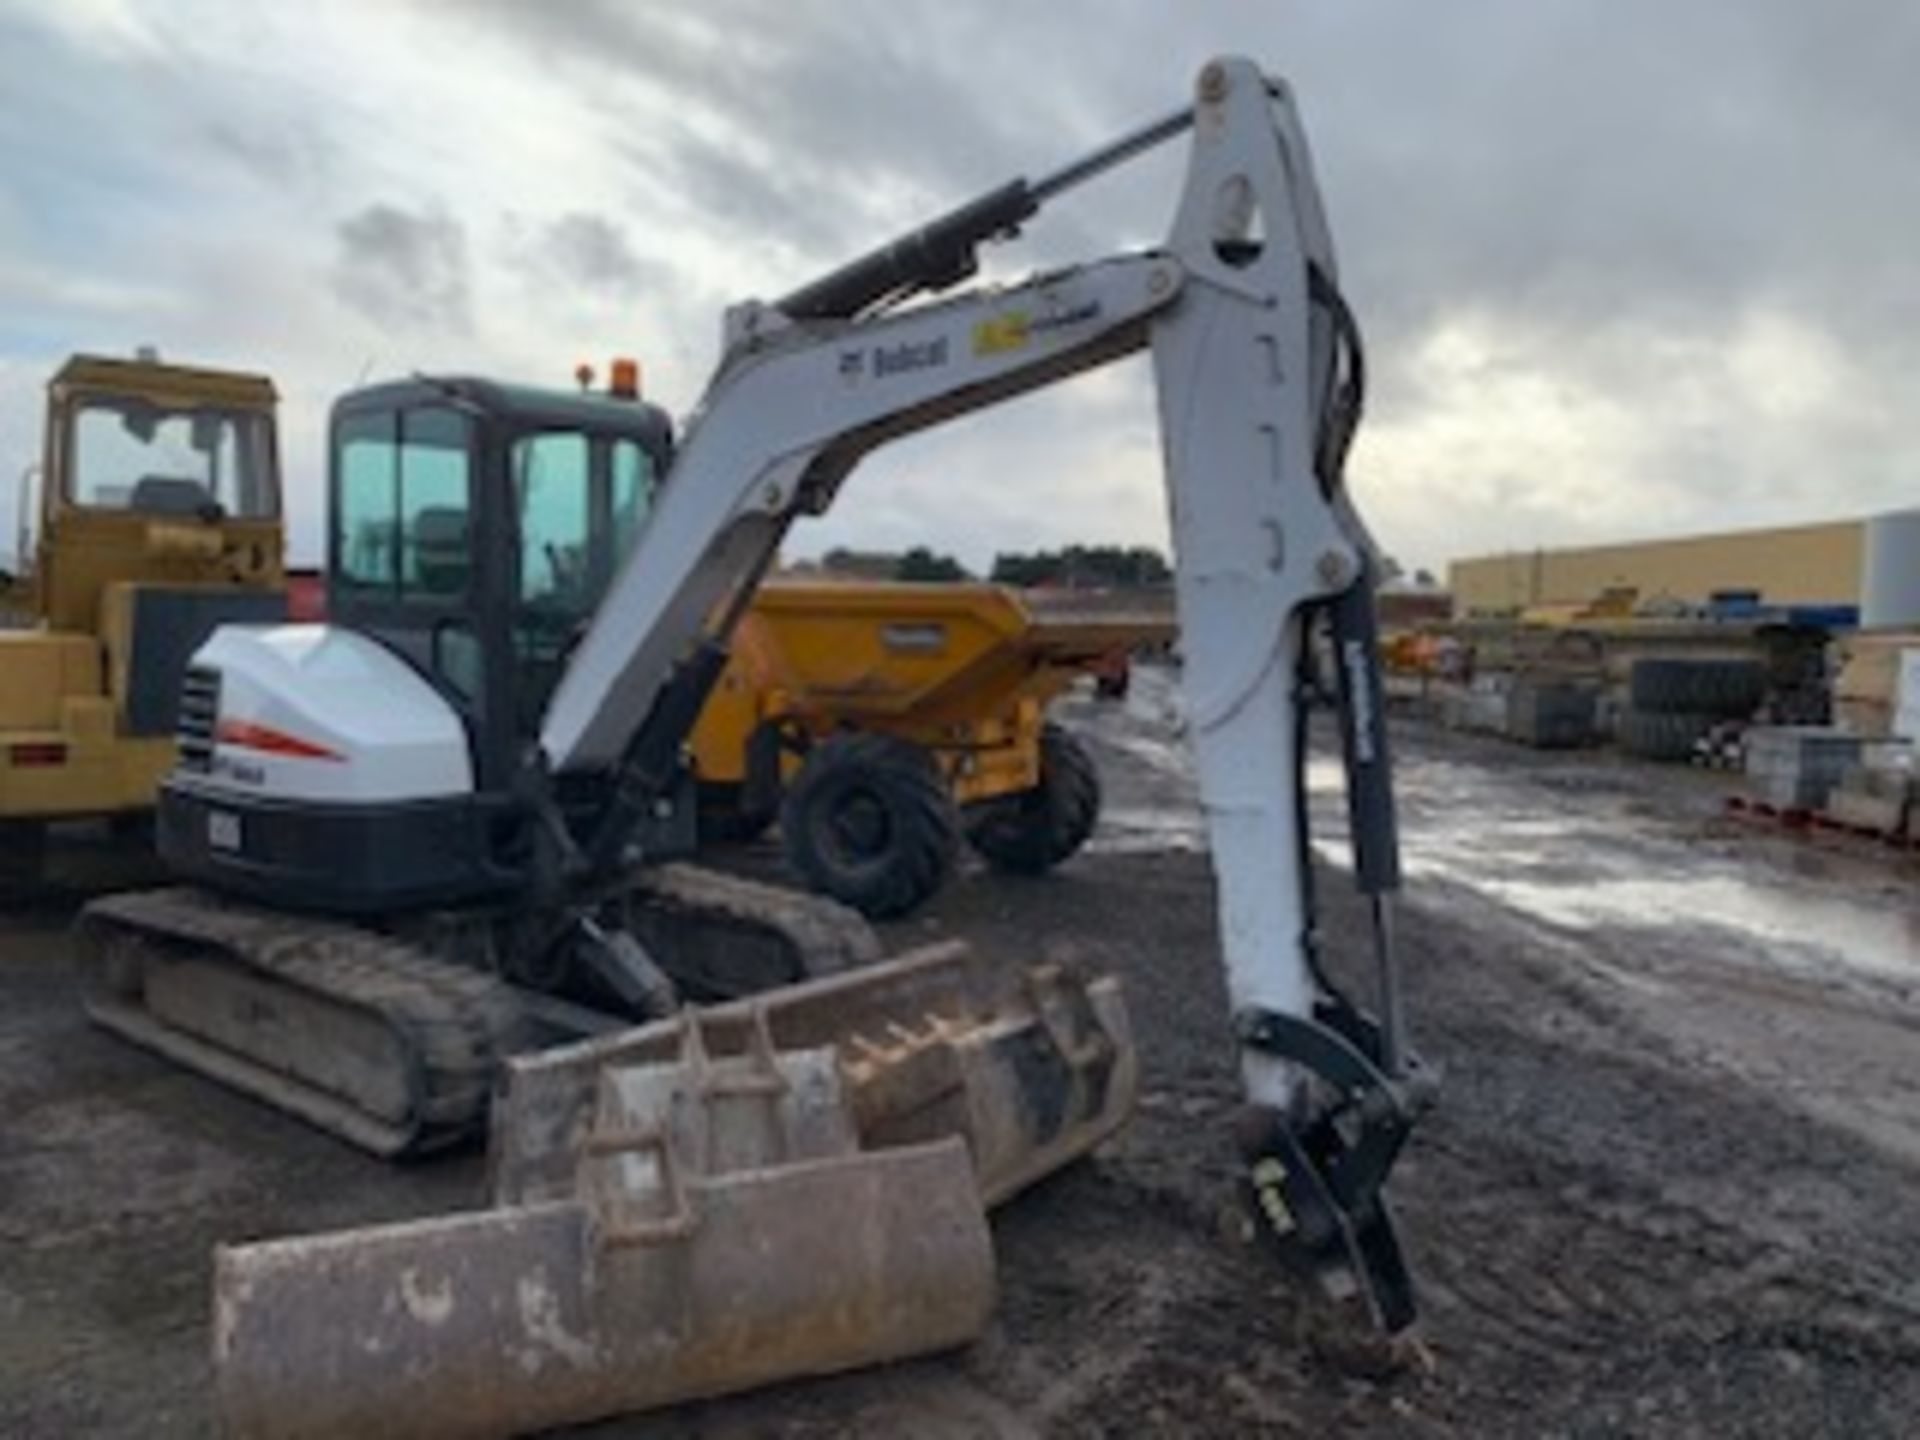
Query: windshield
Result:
<box><xmin>68</xmin><ymin>397</ymin><xmax>278</xmax><ymax>519</ymax></box>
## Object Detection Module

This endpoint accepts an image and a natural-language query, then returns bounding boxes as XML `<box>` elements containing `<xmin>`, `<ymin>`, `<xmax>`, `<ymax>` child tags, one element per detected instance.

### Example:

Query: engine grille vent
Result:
<box><xmin>177</xmin><ymin>666</ymin><xmax>221</xmax><ymax>772</ymax></box>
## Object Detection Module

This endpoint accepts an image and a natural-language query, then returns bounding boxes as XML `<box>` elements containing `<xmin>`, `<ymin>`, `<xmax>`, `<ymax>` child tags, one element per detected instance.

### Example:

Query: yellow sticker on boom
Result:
<box><xmin>972</xmin><ymin>312</ymin><xmax>1030</xmax><ymax>356</ymax></box>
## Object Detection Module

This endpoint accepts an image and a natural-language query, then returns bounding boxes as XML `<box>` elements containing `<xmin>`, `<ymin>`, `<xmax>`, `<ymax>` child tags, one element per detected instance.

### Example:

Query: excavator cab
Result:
<box><xmin>140</xmin><ymin>377</ymin><xmax>686</xmax><ymax>917</ymax></box>
<box><xmin>324</xmin><ymin>377</ymin><xmax>673</xmax><ymax>793</ymax></box>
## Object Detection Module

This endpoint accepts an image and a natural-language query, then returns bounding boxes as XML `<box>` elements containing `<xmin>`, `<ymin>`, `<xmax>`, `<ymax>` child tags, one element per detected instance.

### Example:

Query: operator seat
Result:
<box><xmin>411</xmin><ymin>506</ymin><xmax>471</xmax><ymax>594</ymax></box>
<box><xmin>129</xmin><ymin>476</ymin><xmax>218</xmax><ymax>516</ymax></box>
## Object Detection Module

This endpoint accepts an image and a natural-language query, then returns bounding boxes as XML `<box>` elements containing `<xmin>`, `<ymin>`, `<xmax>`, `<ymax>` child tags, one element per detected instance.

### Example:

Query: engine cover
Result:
<box><xmin>158</xmin><ymin>624</ymin><xmax>505</xmax><ymax>913</ymax></box>
<box><xmin>187</xmin><ymin>624</ymin><xmax>472</xmax><ymax>804</ymax></box>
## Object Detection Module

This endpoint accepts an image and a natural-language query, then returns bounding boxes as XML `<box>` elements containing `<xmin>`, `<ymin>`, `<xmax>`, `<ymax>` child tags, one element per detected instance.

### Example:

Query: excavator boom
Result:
<box><xmin>542</xmin><ymin>55</ymin><xmax>1425</xmax><ymax>1319</ymax></box>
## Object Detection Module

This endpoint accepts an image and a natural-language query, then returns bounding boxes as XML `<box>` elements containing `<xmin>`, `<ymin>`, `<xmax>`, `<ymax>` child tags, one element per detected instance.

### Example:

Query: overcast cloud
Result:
<box><xmin>1</xmin><ymin>0</ymin><xmax>1915</xmax><ymax>574</ymax></box>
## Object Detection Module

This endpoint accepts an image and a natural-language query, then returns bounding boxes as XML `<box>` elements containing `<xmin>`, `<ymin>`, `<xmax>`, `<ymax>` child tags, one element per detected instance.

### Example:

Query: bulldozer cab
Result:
<box><xmin>30</xmin><ymin>353</ymin><xmax>284</xmax><ymax>632</ymax></box>
<box><xmin>326</xmin><ymin>376</ymin><xmax>672</xmax><ymax>792</ymax></box>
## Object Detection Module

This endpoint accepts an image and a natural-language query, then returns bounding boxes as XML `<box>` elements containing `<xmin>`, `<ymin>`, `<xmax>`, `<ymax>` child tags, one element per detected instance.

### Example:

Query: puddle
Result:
<box><xmin>1098</xmin><ymin>731</ymin><xmax>1197</xmax><ymax>782</ymax></box>
<box><xmin>1072</xmin><ymin>664</ymin><xmax>1920</xmax><ymax>988</ymax></box>
<box><xmin>1411</xmin><ymin>861</ymin><xmax>1920</xmax><ymax>983</ymax></box>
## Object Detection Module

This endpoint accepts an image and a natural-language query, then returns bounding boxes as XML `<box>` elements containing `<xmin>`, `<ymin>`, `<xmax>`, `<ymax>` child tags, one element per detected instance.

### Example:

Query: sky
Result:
<box><xmin>1</xmin><ymin>0</ymin><xmax>1916</xmax><ymax>577</ymax></box>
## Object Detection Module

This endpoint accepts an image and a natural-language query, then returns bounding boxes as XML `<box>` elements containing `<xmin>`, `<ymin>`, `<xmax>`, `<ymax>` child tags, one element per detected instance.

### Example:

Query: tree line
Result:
<box><xmin>823</xmin><ymin>543</ymin><xmax>1172</xmax><ymax>588</ymax></box>
<box><xmin>989</xmin><ymin>544</ymin><xmax>1170</xmax><ymax>589</ymax></box>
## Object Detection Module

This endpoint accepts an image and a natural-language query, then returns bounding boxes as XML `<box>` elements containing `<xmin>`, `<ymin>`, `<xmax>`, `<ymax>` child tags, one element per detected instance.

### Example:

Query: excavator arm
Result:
<box><xmin>545</xmin><ymin>56</ymin><xmax>1428</xmax><ymax>1328</ymax></box>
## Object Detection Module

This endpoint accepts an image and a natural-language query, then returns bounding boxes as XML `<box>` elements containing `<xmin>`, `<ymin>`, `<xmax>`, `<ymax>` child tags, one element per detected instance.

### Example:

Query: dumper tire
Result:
<box><xmin>0</xmin><ymin>820</ymin><xmax>47</xmax><ymax>908</ymax></box>
<box><xmin>966</xmin><ymin>724</ymin><xmax>1102</xmax><ymax>875</ymax></box>
<box><xmin>1618</xmin><ymin>707</ymin><xmax>1715</xmax><ymax>763</ymax></box>
<box><xmin>780</xmin><ymin>734</ymin><xmax>959</xmax><ymax>918</ymax></box>
<box><xmin>1628</xmin><ymin>658</ymin><xmax>1766</xmax><ymax>718</ymax></box>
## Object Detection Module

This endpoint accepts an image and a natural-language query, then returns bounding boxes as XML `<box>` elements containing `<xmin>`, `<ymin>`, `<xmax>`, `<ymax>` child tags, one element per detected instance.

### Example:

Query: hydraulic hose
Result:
<box><xmin>1307</xmin><ymin>263</ymin><xmax>1366</xmax><ymax>499</ymax></box>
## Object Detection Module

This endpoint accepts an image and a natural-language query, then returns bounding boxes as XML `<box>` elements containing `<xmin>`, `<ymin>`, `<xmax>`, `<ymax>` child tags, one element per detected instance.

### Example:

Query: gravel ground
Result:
<box><xmin>4</xmin><ymin>673</ymin><xmax>1920</xmax><ymax>1437</ymax></box>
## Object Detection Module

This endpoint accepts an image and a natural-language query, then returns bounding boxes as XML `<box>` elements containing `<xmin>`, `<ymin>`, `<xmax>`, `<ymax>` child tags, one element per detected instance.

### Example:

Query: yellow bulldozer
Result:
<box><xmin>0</xmin><ymin>351</ymin><xmax>286</xmax><ymax>897</ymax></box>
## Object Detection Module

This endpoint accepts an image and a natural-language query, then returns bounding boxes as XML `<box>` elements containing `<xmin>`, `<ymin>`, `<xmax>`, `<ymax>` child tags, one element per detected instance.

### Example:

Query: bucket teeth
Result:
<box><xmin>489</xmin><ymin>941</ymin><xmax>1138</xmax><ymax>1210</ymax></box>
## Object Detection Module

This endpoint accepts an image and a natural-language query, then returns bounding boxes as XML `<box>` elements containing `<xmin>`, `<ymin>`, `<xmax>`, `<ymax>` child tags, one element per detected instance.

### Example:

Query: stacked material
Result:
<box><xmin>1505</xmin><ymin>677</ymin><xmax>1601</xmax><ymax>749</ymax></box>
<box><xmin>1619</xmin><ymin>657</ymin><xmax>1768</xmax><ymax>763</ymax></box>
<box><xmin>1903</xmin><ymin>651</ymin><xmax>1920</xmax><ymax>740</ymax></box>
<box><xmin>1439</xmin><ymin>674</ymin><xmax>1510</xmax><ymax>736</ymax></box>
<box><xmin>1743</xmin><ymin>726</ymin><xmax>1864</xmax><ymax>812</ymax></box>
<box><xmin>1821</xmin><ymin>742</ymin><xmax>1915</xmax><ymax>839</ymax></box>
<box><xmin>1690</xmin><ymin>720</ymin><xmax>1747</xmax><ymax>771</ymax></box>
<box><xmin>1832</xmin><ymin>632</ymin><xmax>1920</xmax><ymax>737</ymax></box>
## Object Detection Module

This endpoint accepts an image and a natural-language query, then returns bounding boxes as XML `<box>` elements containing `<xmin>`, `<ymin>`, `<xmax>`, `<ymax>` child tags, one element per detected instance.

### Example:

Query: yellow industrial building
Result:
<box><xmin>1448</xmin><ymin>518</ymin><xmax>1864</xmax><ymax>617</ymax></box>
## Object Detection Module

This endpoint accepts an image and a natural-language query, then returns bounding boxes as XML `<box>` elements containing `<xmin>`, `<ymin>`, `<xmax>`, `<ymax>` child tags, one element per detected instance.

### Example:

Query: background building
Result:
<box><xmin>1448</xmin><ymin>518</ymin><xmax>1865</xmax><ymax>617</ymax></box>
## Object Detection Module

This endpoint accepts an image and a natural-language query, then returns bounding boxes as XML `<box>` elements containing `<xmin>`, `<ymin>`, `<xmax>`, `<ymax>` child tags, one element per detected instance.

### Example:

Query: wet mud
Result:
<box><xmin>4</xmin><ymin>666</ymin><xmax>1918</xmax><ymax>1436</ymax></box>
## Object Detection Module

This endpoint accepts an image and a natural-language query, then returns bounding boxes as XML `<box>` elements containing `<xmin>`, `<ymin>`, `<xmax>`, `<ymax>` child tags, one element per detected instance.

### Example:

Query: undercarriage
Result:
<box><xmin>77</xmin><ymin>863</ymin><xmax>881</xmax><ymax>1156</ymax></box>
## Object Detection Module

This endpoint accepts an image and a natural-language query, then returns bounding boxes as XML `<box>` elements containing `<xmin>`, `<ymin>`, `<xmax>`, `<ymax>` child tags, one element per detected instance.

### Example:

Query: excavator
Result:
<box><xmin>78</xmin><ymin>57</ymin><xmax>1430</xmax><ymax>1432</ymax></box>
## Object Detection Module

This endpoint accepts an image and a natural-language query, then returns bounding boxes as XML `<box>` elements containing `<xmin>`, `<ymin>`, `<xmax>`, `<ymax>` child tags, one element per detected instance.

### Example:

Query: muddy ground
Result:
<box><xmin>5</xmin><ymin>670</ymin><xmax>1920</xmax><ymax>1437</ymax></box>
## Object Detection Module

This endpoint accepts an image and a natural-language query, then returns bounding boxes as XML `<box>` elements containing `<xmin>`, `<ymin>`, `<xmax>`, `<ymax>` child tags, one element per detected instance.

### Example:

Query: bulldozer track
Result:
<box><xmin>76</xmin><ymin>887</ymin><xmax>524</xmax><ymax>1158</ymax></box>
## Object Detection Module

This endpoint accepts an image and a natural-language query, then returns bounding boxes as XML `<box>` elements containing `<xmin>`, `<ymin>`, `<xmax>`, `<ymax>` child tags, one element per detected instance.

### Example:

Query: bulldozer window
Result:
<box><xmin>69</xmin><ymin>398</ymin><xmax>277</xmax><ymax>519</ymax></box>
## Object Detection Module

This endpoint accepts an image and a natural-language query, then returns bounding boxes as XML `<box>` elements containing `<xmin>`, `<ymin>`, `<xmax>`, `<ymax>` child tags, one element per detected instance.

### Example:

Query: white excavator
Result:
<box><xmin>79</xmin><ymin>57</ymin><xmax>1430</xmax><ymax>1429</ymax></box>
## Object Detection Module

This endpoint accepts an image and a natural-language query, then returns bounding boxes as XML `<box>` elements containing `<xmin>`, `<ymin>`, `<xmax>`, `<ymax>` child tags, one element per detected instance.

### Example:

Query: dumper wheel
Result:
<box><xmin>0</xmin><ymin>820</ymin><xmax>47</xmax><ymax>907</ymax></box>
<box><xmin>780</xmin><ymin>734</ymin><xmax>959</xmax><ymax>918</ymax></box>
<box><xmin>966</xmin><ymin>724</ymin><xmax>1102</xmax><ymax>875</ymax></box>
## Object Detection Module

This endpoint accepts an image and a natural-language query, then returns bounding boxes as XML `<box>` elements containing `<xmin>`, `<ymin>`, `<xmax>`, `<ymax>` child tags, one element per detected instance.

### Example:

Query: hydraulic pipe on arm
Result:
<box><xmin>540</xmin><ymin>55</ymin><xmax>1429</xmax><ymax>1332</ymax></box>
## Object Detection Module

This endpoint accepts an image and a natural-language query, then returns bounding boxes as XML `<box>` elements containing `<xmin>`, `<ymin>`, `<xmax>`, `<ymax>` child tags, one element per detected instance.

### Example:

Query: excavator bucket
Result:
<box><xmin>213</xmin><ymin>1019</ymin><xmax>995</xmax><ymax>1440</ymax></box>
<box><xmin>489</xmin><ymin>940</ymin><xmax>1137</xmax><ymax>1209</ymax></box>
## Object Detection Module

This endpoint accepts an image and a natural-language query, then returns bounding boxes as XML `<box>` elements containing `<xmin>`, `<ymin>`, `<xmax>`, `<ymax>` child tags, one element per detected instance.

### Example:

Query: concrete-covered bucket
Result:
<box><xmin>213</xmin><ymin>1019</ymin><xmax>995</xmax><ymax>1439</ymax></box>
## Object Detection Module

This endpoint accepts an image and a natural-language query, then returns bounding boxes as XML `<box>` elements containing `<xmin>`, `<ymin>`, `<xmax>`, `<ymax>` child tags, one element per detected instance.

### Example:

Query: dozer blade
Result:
<box><xmin>214</xmin><ymin>1019</ymin><xmax>995</xmax><ymax>1439</ymax></box>
<box><xmin>489</xmin><ymin>939</ymin><xmax>1137</xmax><ymax>1209</ymax></box>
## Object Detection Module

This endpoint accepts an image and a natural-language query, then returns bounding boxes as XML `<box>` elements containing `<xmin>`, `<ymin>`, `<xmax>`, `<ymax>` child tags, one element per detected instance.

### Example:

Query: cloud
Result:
<box><xmin>2</xmin><ymin>0</ymin><xmax>1918</xmax><ymax>577</ymax></box>
<box><xmin>330</xmin><ymin>203</ymin><xmax>471</xmax><ymax>334</ymax></box>
<box><xmin>536</xmin><ymin>214</ymin><xmax>655</xmax><ymax>298</ymax></box>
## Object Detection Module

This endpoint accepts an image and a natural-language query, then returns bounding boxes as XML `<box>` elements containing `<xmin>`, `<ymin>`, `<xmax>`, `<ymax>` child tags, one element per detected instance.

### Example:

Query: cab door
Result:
<box><xmin>329</xmin><ymin>403</ymin><xmax>495</xmax><ymax>768</ymax></box>
<box><xmin>510</xmin><ymin>431</ymin><xmax>660</xmax><ymax>732</ymax></box>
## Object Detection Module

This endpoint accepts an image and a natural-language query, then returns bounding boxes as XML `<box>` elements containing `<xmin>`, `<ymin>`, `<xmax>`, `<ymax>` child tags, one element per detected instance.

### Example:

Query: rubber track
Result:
<box><xmin>77</xmin><ymin>887</ymin><xmax>523</xmax><ymax>1157</ymax></box>
<box><xmin>631</xmin><ymin>862</ymin><xmax>884</xmax><ymax>982</ymax></box>
<box><xmin>76</xmin><ymin>869</ymin><xmax>879</xmax><ymax>1155</ymax></box>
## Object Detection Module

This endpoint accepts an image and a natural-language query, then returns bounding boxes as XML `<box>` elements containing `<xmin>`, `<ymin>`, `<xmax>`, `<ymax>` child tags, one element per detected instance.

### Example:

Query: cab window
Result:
<box><xmin>334</xmin><ymin>406</ymin><xmax>473</xmax><ymax>601</ymax></box>
<box><xmin>69</xmin><ymin>399</ymin><xmax>277</xmax><ymax>519</ymax></box>
<box><xmin>514</xmin><ymin>432</ymin><xmax>592</xmax><ymax>611</ymax></box>
<box><xmin>611</xmin><ymin>438</ymin><xmax>655</xmax><ymax>565</ymax></box>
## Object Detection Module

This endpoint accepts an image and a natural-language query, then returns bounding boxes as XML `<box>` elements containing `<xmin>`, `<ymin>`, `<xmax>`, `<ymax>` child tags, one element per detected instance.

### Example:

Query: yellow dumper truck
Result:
<box><xmin>0</xmin><ymin>352</ymin><xmax>285</xmax><ymax>896</ymax></box>
<box><xmin>692</xmin><ymin>580</ymin><xmax>1171</xmax><ymax>916</ymax></box>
